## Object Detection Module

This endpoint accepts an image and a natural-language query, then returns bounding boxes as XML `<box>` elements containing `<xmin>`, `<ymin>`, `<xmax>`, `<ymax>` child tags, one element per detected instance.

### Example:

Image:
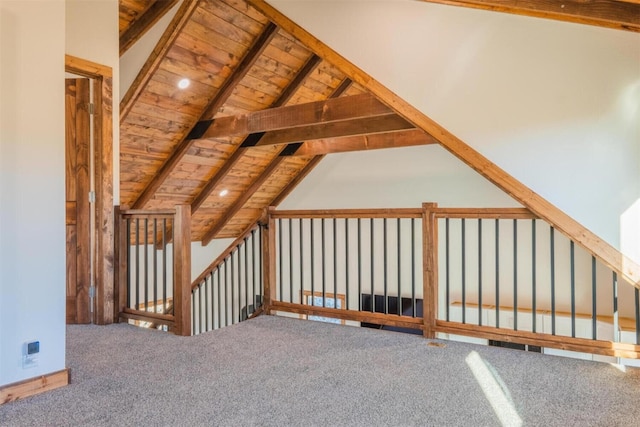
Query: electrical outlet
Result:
<box><xmin>22</xmin><ymin>341</ymin><xmax>39</xmax><ymax>369</ymax></box>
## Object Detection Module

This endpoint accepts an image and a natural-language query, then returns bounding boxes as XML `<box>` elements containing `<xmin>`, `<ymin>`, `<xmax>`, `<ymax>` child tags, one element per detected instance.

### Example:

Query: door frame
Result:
<box><xmin>65</xmin><ymin>54</ymin><xmax>115</xmax><ymax>324</ymax></box>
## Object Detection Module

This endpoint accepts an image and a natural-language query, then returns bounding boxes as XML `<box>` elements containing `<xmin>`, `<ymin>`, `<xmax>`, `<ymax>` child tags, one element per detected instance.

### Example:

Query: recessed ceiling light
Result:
<box><xmin>177</xmin><ymin>78</ymin><xmax>190</xmax><ymax>89</ymax></box>
<box><xmin>219</xmin><ymin>189</ymin><xmax>229</xmax><ymax>197</ymax></box>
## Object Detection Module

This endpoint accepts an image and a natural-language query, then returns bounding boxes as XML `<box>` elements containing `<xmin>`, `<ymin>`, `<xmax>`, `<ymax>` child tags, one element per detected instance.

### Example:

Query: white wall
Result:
<box><xmin>268</xmin><ymin>0</ymin><xmax>640</xmax><ymax>263</ymax></box>
<box><xmin>0</xmin><ymin>0</ymin><xmax>66</xmax><ymax>386</ymax></box>
<box><xmin>66</xmin><ymin>0</ymin><xmax>120</xmax><ymax>203</ymax></box>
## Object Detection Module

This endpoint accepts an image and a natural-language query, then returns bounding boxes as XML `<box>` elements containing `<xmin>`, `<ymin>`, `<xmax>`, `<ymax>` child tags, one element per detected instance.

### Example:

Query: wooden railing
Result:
<box><xmin>191</xmin><ymin>223</ymin><xmax>263</xmax><ymax>335</ymax></box>
<box><xmin>114</xmin><ymin>205</ymin><xmax>191</xmax><ymax>335</ymax></box>
<box><xmin>262</xmin><ymin>204</ymin><xmax>640</xmax><ymax>362</ymax></box>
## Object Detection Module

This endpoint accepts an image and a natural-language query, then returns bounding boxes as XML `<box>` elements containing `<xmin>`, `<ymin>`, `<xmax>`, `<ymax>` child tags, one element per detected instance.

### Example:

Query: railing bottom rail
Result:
<box><xmin>436</xmin><ymin>320</ymin><xmax>640</xmax><ymax>359</ymax></box>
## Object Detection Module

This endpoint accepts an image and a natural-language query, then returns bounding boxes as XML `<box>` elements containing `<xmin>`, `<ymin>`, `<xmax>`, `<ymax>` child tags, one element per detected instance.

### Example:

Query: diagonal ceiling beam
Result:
<box><xmin>120</xmin><ymin>0</ymin><xmax>180</xmax><ymax>56</ymax></box>
<box><xmin>292</xmin><ymin>129</ymin><xmax>437</xmax><ymax>156</ymax></box>
<box><xmin>120</xmin><ymin>0</ymin><xmax>200</xmax><ymax>122</ymax></box>
<box><xmin>248</xmin><ymin>0</ymin><xmax>640</xmax><ymax>288</ymax></box>
<box><xmin>190</xmin><ymin>54</ymin><xmax>322</xmax><ymax>214</ymax></box>
<box><xmin>418</xmin><ymin>0</ymin><xmax>640</xmax><ymax>32</ymax></box>
<box><xmin>200</xmin><ymin>78</ymin><xmax>353</xmax><ymax>244</ymax></box>
<box><xmin>201</xmin><ymin>148</ymin><xmax>289</xmax><ymax>245</ymax></box>
<box><xmin>199</xmin><ymin>93</ymin><xmax>392</xmax><ymax>140</ymax></box>
<box><xmin>131</xmin><ymin>22</ymin><xmax>278</xmax><ymax>209</ymax></box>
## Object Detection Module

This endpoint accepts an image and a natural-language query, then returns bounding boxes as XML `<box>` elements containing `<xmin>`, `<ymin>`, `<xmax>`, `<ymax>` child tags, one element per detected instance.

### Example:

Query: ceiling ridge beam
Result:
<box><xmin>120</xmin><ymin>0</ymin><xmax>201</xmax><ymax>122</ymax></box>
<box><xmin>131</xmin><ymin>21</ymin><xmax>278</xmax><ymax>209</ymax></box>
<box><xmin>247</xmin><ymin>0</ymin><xmax>640</xmax><ymax>288</ymax></box>
<box><xmin>190</xmin><ymin>54</ymin><xmax>322</xmax><ymax>214</ymax></box>
<box><xmin>199</xmin><ymin>92</ymin><xmax>391</xmax><ymax>140</ymax></box>
<box><xmin>120</xmin><ymin>0</ymin><xmax>180</xmax><ymax>57</ymax></box>
<box><xmin>418</xmin><ymin>0</ymin><xmax>640</xmax><ymax>33</ymax></box>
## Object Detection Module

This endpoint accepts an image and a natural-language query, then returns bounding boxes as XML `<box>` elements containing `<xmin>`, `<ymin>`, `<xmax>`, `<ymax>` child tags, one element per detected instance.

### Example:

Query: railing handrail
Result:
<box><xmin>433</xmin><ymin>207</ymin><xmax>536</xmax><ymax>219</ymax></box>
<box><xmin>191</xmin><ymin>221</ymin><xmax>261</xmax><ymax>290</ymax></box>
<box><xmin>119</xmin><ymin>208</ymin><xmax>176</xmax><ymax>217</ymax></box>
<box><xmin>271</xmin><ymin>208</ymin><xmax>422</xmax><ymax>219</ymax></box>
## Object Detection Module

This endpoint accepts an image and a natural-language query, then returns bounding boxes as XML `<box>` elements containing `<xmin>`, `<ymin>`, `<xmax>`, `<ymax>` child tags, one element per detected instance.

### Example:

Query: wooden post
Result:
<box><xmin>422</xmin><ymin>202</ymin><xmax>438</xmax><ymax>338</ymax></box>
<box><xmin>262</xmin><ymin>207</ymin><xmax>277</xmax><ymax>314</ymax></box>
<box><xmin>173</xmin><ymin>205</ymin><xmax>191</xmax><ymax>336</ymax></box>
<box><xmin>113</xmin><ymin>206</ymin><xmax>128</xmax><ymax>322</ymax></box>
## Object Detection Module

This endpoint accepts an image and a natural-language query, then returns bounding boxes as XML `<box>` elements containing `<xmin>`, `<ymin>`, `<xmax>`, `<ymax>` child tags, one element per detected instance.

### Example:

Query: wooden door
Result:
<box><xmin>65</xmin><ymin>78</ymin><xmax>92</xmax><ymax>324</ymax></box>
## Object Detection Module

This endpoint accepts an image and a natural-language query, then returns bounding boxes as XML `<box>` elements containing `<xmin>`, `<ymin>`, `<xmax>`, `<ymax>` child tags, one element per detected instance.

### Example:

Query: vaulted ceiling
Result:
<box><xmin>118</xmin><ymin>0</ymin><xmax>640</xmax><ymax>245</ymax></box>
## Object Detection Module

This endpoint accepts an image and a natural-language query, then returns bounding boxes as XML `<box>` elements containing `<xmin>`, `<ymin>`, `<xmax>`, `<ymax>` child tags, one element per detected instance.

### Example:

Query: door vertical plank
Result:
<box><xmin>75</xmin><ymin>78</ymin><xmax>92</xmax><ymax>324</ymax></box>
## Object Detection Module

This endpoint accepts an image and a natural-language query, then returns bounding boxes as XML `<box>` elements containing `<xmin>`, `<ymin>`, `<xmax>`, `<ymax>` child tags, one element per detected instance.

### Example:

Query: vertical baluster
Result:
<box><xmin>218</xmin><ymin>266</ymin><xmax>222</xmax><ymax>329</ymax></box>
<box><xmin>225</xmin><ymin>259</ymin><xmax>230</xmax><ymax>327</ymax></box>
<box><xmin>550</xmin><ymin>227</ymin><xmax>556</xmax><ymax>335</ymax></box>
<box><xmin>322</xmin><ymin>218</ymin><xmax>326</xmax><ymax>307</ymax></box>
<box><xmin>144</xmin><ymin>218</ymin><xmax>148</xmax><ymax>312</ymax></box>
<box><xmin>311</xmin><ymin>219</ymin><xmax>315</xmax><ymax>301</ymax></box>
<box><xmin>245</xmin><ymin>236</ymin><xmax>249</xmax><ymax>316</ymax></box>
<box><xmin>210</xmin><ymin>271</ymin><xmax>215</xmax><ymax>330</ymax></box>
<box><xmin>198</xmin><ymin>283</ymin><xmax>203</xmax><ymax>334</ymax></box>
<box><xmin>495</xmin><ymin>219</ymin><xmax>500</xmax><ymax>328</ymax></box>
<box><xmin>231</xmin><ymin>251</ymin><xmax>236</xmax><ymax>324</ymax></box>
<box><xmin>613</xmin><ymin>272</ymin><xmax>619</xmax><ymax>342</ymax></box>
<box><xmin>289</xmin><ymin>219</ymin><xmax>293</xmax><ymax>304</ymax></box>
<box><xmin>126</xmin><ymin>218</ymin><xmax>131</xmax><ymax>308</ymax></box>
<box><xmin>345</xmin><ymin>218</ymin><xmax>350</xmax><ymax>310</ymax></box>
<box><xmin>299</xmin><ymin>219</ymin><xmax>304</xmax><ymax>304</ymax></box>
<box><xmin>153</xmin><ymin>219</ymin><xmax>158</xmax><ymax>313</ymax></box>
<box><xmin>333</xmin><ymin>218</ymin><xmax>337</xmax><ymax>309</ymax></box>
<box><xmin>570</xmin><ymin>241</ymin><xmax>576</xmax><ymax>338</ymax></box>
<box><xmin>252</xmin><ymin>229</ymin><xmax>257</xmax><ymax>310</ymax></box>
<box><xmin>478</xmin><ymin>219</ymin><xmax>482</xmax><ymax>326</ymax></box>
<box><xmin>411</xmin><ymin>218</ymin><xmax>416</xmax><ymax>318</ymax></box>
<box><xmin>397</xmin><ymin>218</ymin><xmax>402</xmax><ymax>316</ymax></box>
<box><xmin>237</xmin><ymin>247</ymin><xmax>241</xmax><ymax>324</ymax></box>
<box><xmin>205</xmin><ymin>276</ymin><xmax>209</xmax><ymax>332</ymax></box>
<box><xmin>635</xmin><ymin>288</ymin><xmax>640</xmax><ymax>345</ymax></box>
<box><xmin>462</xmin><ymin>218</ymin><xmax>466</xmax><ymax>324</ymax></box>
<box><xmin>532</xmin><ymin>219</ymin><xmax>537</xmax><ymax>333</ymax></box>
<box><xmin>445</xmin><ymin>218</ymin><xmax>450</xmax><ymax>321</ymax></box>
<box><xmin>384</xmin><ymin>218</ymin><xmax>388</xmax><ymax>315</ymax></box>
<box><xmin>513</xmin><ymin>219</ymin><xmax>517</xmax><ymax>331</ymax></box>
<box><xmin>135</xmin><ymin>219</ymin><xmax>140</xmax><ymax>310</ymax></box>
<box><xmin>371</xmin><ymin>218</ymin><xmax>375</xmax><ymax>313</ymax></box>
<box><xmin>592</xmin><ymin>256</ymin><xmax>597</xmax><ymax>340</ymax></box>
<box><xmin>358</xmin><ymin>218</ymin><xmax>362</xmax><ymax>311</ymax></box>
<box><xmin>278</xmin><ymin>218</ymin><xmax>283</xmax><ymax>303</ymax></box>
<box><xmin>192</xmin><ymin>289</ymin><xmax>197</xmax><ymax>335</ymax></box>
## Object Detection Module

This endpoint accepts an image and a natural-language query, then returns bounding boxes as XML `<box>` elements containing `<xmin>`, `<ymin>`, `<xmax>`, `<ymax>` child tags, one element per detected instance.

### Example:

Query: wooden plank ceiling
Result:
<box><xmin>120</xmin><ymin>0</ymin><xmax>435</xmax><ymax>243</ymax></box>
<box><xmin>119</xmin><ymin>0</ymin><xmax>639</xmax><ymax>246</ymax></box>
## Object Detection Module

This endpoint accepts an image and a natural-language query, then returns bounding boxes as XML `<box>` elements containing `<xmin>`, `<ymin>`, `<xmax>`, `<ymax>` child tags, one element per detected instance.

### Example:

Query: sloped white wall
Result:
<box><xmin>0</xmin><ymin>0</ymin><xmax>66</xmax><ymax>386</ymax></box>
<box><xmin>268</xmin><ymin>0</ymin><xmax>640</xmax><ymax>263</ymax></box>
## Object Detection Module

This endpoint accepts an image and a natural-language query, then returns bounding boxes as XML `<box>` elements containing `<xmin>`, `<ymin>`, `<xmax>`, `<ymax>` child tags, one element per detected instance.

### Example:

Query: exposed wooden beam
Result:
<box><xmin>131</xmin><ymin>22</ymin><xmax>278</xmax><ymax>209</ymax></box>
<box><xmin>199</xmin><ymin>22</ymin><xmax>278</xmax><ymax>121</ymax></box>
<box><xmin>120</xmin><ymin>0</ymin><xmax>180</xmax><ymax>56</ymax></box>
<box><xmin>293</xmin><ymin>129</ymin><xmax>437</xmax><ymax>156</ymax></box>
<box><xmin>190</xmin><ymin>54</ymin><xmax>322</xmax><ymax>213</ymax></box>
<box><xmin>200</xmin><ymin>93</ymin><xmax>393</xmax><ymax>140</ymax></box>
<box><xmin>120</xmin><ymin>0</ymin><xmax>200</xmax><ymax>122</ymax></box>
<box><xmin>255</xmin><ymin>114</ymin><xmax>415</xmax><ymax>147</ymax></box>
<box><xmin>247</xmin><ymin>0</ymin><xmax>640</xmax><ymax>288</ymax></box>
<box><xmin>201</xmin><ymin>151</ymin><xmax>287</xmax><ymax>245</ymax></box>
<box><xmin>270</xmin><ymin>79</ymin><xmax>353</xmax><ymax>208</ymax></box>
<box><xmin>418</xmin><ymin>0</ymin><xmax>640</xmax><ymax>32</ymax></box>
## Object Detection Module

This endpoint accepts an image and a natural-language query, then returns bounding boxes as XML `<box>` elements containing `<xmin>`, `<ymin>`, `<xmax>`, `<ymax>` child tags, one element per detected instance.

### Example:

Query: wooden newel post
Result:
<box><xmin>173</xmin><ymin>205</ymin><xmax>192</xmax><ymax>336</ymax></box>
<box><xmin>422</xmin><ymin>202</ymin><xmax>438</xmax><ymax>339</ymax></box>
<box><xmin>262</xmin><ymin>206</ymin><xmax>277</xmax><ymax>314</ymax></box>
<box><xmin>113</xmin><ymin>206</ymin><xmax>128</xmax><ymax>323</ymax></box>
